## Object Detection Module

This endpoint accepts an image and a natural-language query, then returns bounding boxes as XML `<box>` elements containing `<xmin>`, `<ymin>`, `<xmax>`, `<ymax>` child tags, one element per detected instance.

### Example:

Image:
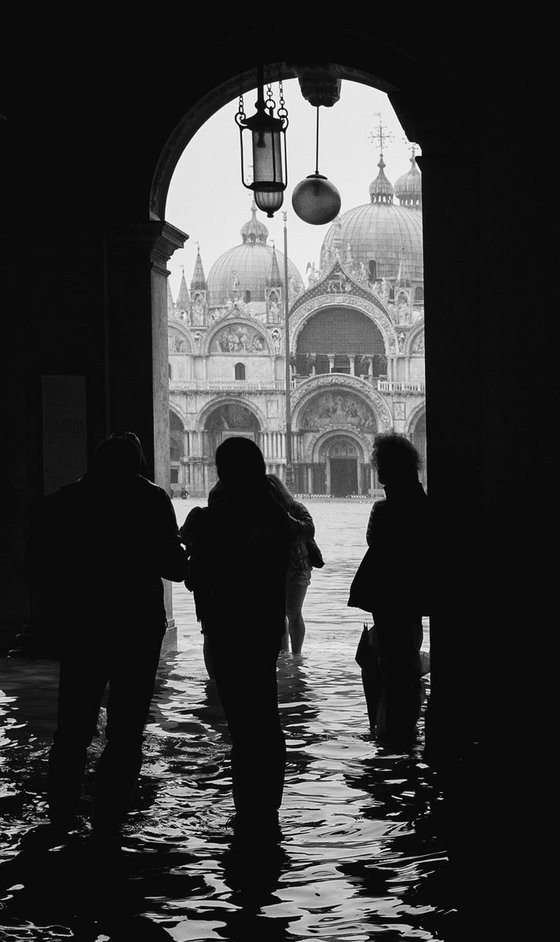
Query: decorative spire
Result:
<box><xmin>268</xmin><ymin>241</ymin><xmax>282</xmax><ymax>287</ymax></box>
<box><xmin>369</xmin><ymin>114</ymin><xmax>394</xmax><ymax>205</ymax></box>
<box><xmin>190</xmin><ymin>246</ymin><xmax>207</xmax><ymax>291</ymax></box>
<box><xmin>167</xmin><ymin>279</ymin><xmax>175</xmax><ymax>316</ymax></box>
<box><xmin>395</xmin><ymin>243</ymin><xmax>411</xmax><ymax>286</ymax></box>
<box><xmin>176</xmin><ymin>265</ymin><xmax>190</xmax><ymax>308</ymax></box>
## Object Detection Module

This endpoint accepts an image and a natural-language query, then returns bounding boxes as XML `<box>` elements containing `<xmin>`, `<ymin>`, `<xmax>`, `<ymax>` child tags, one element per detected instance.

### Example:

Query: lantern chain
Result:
<box><xmin>237</xmin><ymin>90</ymin><xmax>246</xmax><ymax>123</ymax></box>
<box><xmin>277</xmin><ymin>80</ymin><xmax>288</xmax><ymax>122</ymax></box>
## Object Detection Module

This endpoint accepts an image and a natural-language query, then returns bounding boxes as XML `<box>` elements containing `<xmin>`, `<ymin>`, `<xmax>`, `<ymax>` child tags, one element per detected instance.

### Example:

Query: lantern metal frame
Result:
<box><xmin>235</xmin><ymin>66</ymin><xmax>289</xmax><ymax>218</ymax></box>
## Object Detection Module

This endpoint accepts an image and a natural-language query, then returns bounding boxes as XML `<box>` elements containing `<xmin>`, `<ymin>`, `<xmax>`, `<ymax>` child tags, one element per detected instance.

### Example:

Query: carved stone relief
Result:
<box><xmin>210</xmin><ymin>323</ymin><xmax>266</xmax><ymax>353</ymax></box>
<box><xmin>299</xmin><ymin>391</ymin><xmax>377</xmax><ymax>430</ymax></box>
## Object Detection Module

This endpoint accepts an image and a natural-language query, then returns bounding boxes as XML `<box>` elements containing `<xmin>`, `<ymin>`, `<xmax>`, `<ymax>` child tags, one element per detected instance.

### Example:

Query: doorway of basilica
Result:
<box><xmin>319</xmin><ymin>436</ymin><xmax>365</xmax><ymax>497</ymax></box>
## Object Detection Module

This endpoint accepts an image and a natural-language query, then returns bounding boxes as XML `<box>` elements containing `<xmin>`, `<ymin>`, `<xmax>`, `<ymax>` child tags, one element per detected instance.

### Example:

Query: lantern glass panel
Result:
<box><xmin>251</xmin><ymin>127</ymin><xmax>283</xmax><ymax>186</ymax></box>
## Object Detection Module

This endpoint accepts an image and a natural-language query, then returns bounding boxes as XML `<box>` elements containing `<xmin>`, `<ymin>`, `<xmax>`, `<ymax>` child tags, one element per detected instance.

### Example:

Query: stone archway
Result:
<box><xmin>201</xmin><ymin>400</ymin><xmax>262</xmax><ymax>491</ymax></box>
<box><xmin>318</xmin><ymin>433</ymin><xmax>364</xmax><ymax>496</ymax></box>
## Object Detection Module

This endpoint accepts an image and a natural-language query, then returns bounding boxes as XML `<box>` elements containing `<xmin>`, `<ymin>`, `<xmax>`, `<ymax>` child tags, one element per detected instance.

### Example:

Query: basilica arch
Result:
<box><xmin>197</xmin><ymin>397</ymin><xmax>265</xmax><ymax>436</ymax></box>
<box><xmin>289</xmin><ymin>289</ymin><xmax>397</xmax><ymax>358</ymax></box>
<box><xmin>291</xmin><ymin>373</ymin><xmax>393</xmax><ymax>433</ymax></box>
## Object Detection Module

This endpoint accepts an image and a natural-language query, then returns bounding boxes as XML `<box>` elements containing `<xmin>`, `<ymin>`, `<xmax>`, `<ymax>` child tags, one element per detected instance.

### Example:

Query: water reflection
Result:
<box><xmin>0</xmin><ymin>499</ymin><xmax>460</xmax><ymax>940</ymax></box>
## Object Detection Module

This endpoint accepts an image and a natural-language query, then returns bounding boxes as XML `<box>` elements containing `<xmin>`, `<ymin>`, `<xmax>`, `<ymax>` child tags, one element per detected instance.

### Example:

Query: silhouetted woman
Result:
<box><xmin>350</xmin><ymin>432</ymin><xmax>429</xmax><ymax>744</ymax></box>
<box><xmin>267</xmin><ymin>474</ymin><xmax>315</xmax><ymax>655</ymax></box>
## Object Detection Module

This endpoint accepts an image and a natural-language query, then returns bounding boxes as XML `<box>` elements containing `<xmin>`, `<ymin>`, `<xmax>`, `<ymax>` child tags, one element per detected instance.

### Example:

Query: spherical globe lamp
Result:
<box><xmin>292</xmin><ymin>172</ymin><xmax>341</xmax><ymax>225</ymax></box>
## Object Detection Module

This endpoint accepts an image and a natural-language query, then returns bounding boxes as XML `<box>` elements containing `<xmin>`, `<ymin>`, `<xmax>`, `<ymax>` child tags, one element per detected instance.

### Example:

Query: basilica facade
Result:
<box><xmin>168</xmin><ymin>154</ymin><xmax>426</xmax><ymax>497</ymax></box>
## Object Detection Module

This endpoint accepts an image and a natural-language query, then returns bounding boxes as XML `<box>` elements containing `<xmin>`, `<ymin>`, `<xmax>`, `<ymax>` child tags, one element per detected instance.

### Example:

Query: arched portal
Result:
<box><xmin>295</xmin><ymin>308</ymin><xmax>387</xmax><ymax>379</ymax></box>
<box><xmin>202</xmin><ymin>402</ymin><xmax>261</xmax><ymax>491</ymax></box>
<box><xmin>321</xmin><ymin>435</ymin><xmax>360</xmax><ymax>496</ymax></box>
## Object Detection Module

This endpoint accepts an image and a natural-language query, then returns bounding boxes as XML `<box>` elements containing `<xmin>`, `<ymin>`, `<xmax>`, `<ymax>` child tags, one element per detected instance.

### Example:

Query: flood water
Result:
<box><xmin>0</xmin><ymin>498</ymin><xmax>460</xmax><ymax>941</ymax></box>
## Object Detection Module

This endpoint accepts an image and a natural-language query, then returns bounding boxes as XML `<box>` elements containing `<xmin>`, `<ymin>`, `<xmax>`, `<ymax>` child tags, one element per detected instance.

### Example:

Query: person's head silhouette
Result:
<box><xmin>215</xmin><ymin>436</ymin><xmax>267</xmax><ymax>495</ymax></box>
<box><xmin>371</xmin><ymin>432</ymin><xmax>421</xmax><ymax>490</ymax></box>
<box><xmin>92</xmin><ymin>435</ymin><xmax>142</xmax><ymax>479</ymax></box>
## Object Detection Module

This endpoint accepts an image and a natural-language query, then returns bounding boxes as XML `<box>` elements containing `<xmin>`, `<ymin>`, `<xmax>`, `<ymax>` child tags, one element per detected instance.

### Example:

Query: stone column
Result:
<box><xmin>105</xmin><ymin>221</ymin><xmax>187</xmax><ymax>635</ymax></box>
<box><xmin>328</xmin><ymin>354</ymin><xmax>335</xmax><ymax>373</ymax></box>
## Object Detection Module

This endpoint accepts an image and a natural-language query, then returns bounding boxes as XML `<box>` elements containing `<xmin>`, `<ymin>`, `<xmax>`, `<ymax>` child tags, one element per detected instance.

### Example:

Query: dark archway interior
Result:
<box><xmin>5</xmin><ymin>16</ymin><xmax>551</xmax><ymax>927</ymax></box>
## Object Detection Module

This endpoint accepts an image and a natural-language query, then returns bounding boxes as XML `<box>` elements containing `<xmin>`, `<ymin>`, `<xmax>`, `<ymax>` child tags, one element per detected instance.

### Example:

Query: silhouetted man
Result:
<box><xmin>24</xmin><ymin>434</ymin><xmax>187</xmax><ymax>846</ymax></box>
<box><xmin>349</xmin><ymin>431</ymin><xmax>430</xmax><ymax>744</ymax></box>
<box><xmin>182</xmin><ymin>437</ymin><xmax>291</xmax><ymax>834</ymax></box>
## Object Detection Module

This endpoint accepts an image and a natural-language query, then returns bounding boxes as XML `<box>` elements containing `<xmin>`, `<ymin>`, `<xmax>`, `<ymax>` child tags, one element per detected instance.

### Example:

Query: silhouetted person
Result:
<box><xmin>349</xmin><ymin>432</ymin><xmax>430</xmax><ymax>744</ymax></box>
<box><xmin>23</xmin><ymin>434</ymin><xmax>187</xmax><ymax>846</ymax></box>
<box><xmin>181</xmin><ymin>437</ymin><xmax>291</xmax><ymax>833</ymax></box>
<box><xmin>267</xmin><ymin>474</ymin><xmax>317</xmax><ymax>655</ymax></box>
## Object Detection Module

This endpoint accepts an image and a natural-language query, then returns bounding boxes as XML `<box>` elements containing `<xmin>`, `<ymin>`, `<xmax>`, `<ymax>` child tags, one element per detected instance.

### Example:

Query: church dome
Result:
<box><xmin>321</xmin><ymin>158</ymin><xmax>423</xmax><ymax>283</ymax></box>
<box><xmin>394</xmin><ymin>155</ymin><xmax>422</xmax><ymax>208</ymax></box>
<box><xmin>207</xmin><ymin>203</ymin><xmax>304</xmax><ymax>306</ymax></box>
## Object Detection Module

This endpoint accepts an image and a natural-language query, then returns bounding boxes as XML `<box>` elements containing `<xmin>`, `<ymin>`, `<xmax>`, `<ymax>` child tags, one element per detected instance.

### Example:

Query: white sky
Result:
<box><xmin>165</xmin><ymin>78</ymin><xmax>420</xmax><ymax>298</ymax></box>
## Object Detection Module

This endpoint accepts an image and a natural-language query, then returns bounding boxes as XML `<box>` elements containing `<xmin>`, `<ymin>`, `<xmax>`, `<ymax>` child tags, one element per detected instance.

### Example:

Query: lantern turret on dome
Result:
<box><xmin>395</xmin><ymin>155</ymin><xmax>422</xmax><ymax>208</ymax></box>
<box><xmin>207</xmin><ymin>202</ymin><xmax>304</xmax><ymax>307</ymax></box>
<box><xmin>240</xmin><ymin>201</ymin><xmax>269</xmax><ymax>245</ymax></box>
<box><xmin>369</xmin><ymin>157</ymin><xmax>394</xmax><ymax>205</ymax></box>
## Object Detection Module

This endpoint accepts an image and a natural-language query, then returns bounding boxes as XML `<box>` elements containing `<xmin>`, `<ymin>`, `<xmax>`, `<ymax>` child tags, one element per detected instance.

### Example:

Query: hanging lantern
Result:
<box><xmin>235</xmin><ymin>67</ymin><xmax>288</xmax><ymax>218</ymax></box>
<box><xmin>292</xmin><ymin>106</ymin><xmax>341</xmax><ymax>225</ymax></box>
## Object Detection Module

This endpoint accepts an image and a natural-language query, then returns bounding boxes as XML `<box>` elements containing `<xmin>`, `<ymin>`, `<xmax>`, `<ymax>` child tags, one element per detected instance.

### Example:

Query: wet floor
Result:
<box><xmin>0</xmin><ymin>499</ymin><xmax>461</xmax><ymax>941</ymax></box>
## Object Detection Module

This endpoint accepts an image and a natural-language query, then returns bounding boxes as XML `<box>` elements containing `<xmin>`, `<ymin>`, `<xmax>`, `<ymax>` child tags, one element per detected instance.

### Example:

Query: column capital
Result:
<box><xmin>106</xmin><ymin>220</ymin><xmax>188</xmax><ymax>273</ymax></box>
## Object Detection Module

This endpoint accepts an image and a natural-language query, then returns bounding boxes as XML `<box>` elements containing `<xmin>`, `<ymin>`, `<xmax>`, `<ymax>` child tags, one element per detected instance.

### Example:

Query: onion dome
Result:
<box><xmin>240</xmin><ymin>202</ymin><xmax>269</xmax><ymax>244</ymax></box>
<box><xmin>369</xmin><ymin>157</ymin><xmax>394</xmax><ymax>204</ymax></box>
<box><xmin>321</xmin><ymin>159</ymin><xmax>423</xmax><ymax>283</ymax></box>
<box><xmin>395</xmin><ymin>155</ymin><xmax>422</xmax><ymax>208</ymax></box>
<box><xmin>207</xmin><ymin>203</ymin><xmax>304</xmax><ymax>306</ymax></box>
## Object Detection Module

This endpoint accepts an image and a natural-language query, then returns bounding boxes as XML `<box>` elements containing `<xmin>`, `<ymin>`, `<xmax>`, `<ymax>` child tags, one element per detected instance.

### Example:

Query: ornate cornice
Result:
<box><xmin>106</xmin><ymin>221</ymin><xmax>188</xmax><ymax>275</ymax></box>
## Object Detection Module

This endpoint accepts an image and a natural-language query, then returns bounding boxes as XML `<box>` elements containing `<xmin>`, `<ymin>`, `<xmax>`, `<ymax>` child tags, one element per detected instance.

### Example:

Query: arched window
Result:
<box><xmin>368</xmin><ymin>259</ymin><xmax>377</xmax><ymax>281</ymax></box>
<box><xmin>235</xmin><ymin>362</ymin><xmax>246</xmax><ymax>380</ymax></box>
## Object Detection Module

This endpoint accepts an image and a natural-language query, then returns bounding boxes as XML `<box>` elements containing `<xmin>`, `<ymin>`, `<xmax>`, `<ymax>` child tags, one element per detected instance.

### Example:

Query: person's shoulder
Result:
<box><xmin>135</xmin><ymin>476</ymin><xmax>170</xmax><ymax>499</ymax></box>
<box><xmin>371</xmin><ymin>497</ymin><xmax>388</xmax><ymax>513</ymax></box>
